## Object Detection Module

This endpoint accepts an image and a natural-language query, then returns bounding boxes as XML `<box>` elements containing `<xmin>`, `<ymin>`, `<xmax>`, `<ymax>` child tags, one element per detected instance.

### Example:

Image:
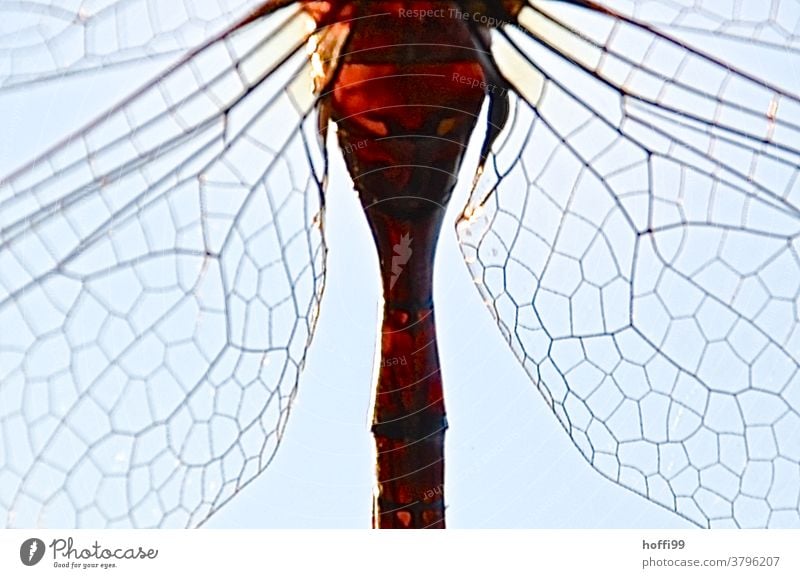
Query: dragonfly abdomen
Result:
<box><xmin>315</xmin><ymin>1</ymin><xmax>490</xmax><ymax>528</ymax></box>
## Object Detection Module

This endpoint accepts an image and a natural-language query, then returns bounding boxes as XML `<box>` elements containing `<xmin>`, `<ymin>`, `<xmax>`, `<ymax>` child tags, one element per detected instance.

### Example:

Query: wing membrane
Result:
<box><xmin>599</xmin><ymin>0</ymin><xmax>800</xmax><ymax>53</ymax></box>
<box><xmin>0</xmin><ymin>4</ymin><xmax>326</xmax><ymax>528</ymax></box>
<box><xmin>518</xmin><ymin>1</ymin><xmax>800</xmax><ymax>204</ymax></box>
<box><xmin>459</xmin><ymin>0</ymin><xmax>800</xmax><ymax>528</ymax></box>
<box><xmin>0</xmin><ymin>0</ymin><xmax>261</xmax><ymax>90</ymax></box>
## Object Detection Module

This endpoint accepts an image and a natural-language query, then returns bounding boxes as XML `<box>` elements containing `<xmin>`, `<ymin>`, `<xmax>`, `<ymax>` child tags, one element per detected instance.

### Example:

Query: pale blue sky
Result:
<box><xmin>2</xmin><ymin>1</ymin><xmax>797</xmax><ymax>530</ymax></box>
<box><xmin>0</xmin><ymin>31</ymin><xmax>690</xmax><ymax>529</ymax></box>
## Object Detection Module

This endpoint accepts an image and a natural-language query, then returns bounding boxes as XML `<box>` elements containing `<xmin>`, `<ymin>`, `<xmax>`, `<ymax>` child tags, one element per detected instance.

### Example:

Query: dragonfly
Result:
<box><xmin>1</xmin><ymin>0</ymin><xmax>799</xmax><ymax>529</ymax></box>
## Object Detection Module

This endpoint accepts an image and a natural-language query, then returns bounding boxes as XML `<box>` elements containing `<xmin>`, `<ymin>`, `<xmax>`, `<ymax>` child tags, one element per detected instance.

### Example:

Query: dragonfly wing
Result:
<box><xmin>458</xmin><ymin>0</ymin><xmax>800</xmax><ymax>528</ymax></box>
<box><xmin>0</xmin><ymin>0</ymin><xmax>263</xmax><ymax>89</ymax></box>
<box><xmin>597</xmin><ymin>0</ymin><xmax>800</xmax><ymax>52</ymax></box>
<box><xmin>0</xmin><ymin>7</ymin><xmax>326</xmax><ymax>528</ymax></box>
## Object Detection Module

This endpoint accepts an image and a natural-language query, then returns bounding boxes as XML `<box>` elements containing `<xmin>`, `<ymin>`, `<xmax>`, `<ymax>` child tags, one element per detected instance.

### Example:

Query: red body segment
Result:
<box><xmin>312</xmin><ymin>0</ymin><xmax>491</xmax><ymax>527</ymax></box>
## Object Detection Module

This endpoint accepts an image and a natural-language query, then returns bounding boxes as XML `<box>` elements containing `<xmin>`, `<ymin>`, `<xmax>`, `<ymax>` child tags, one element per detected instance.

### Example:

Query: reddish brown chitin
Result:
<box><xmin>310</xmin><ymin>0</ymin><xmax>499</xmax><ymax>528</ymax></box>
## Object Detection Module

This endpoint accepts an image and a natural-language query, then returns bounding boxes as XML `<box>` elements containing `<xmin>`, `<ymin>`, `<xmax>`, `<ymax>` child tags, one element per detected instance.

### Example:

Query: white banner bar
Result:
<box><xmin>2</xmin><ymin>530</ymin><xmax>798</xmax><ymax>577</ymax></box>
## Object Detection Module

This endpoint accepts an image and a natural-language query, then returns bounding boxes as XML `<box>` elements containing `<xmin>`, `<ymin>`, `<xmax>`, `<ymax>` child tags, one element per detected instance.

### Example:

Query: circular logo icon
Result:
<box><xmin>20</xmin><ymin>538</ymin><xmax>46</xmax><ymax>566</ymax></box>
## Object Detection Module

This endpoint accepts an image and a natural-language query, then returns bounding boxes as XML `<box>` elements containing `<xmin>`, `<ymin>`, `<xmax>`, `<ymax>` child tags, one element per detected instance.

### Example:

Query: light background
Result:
<box><xmin>4</xmin><ymin>0</ymin><xmax>780</xmax><ymax>529</ymax></box>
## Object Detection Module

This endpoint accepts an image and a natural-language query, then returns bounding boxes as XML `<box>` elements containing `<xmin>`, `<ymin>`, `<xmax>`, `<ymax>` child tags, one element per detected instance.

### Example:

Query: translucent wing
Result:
<box><xmin>459</xmin><ymin>0</ymin><xmax>800</xmax><ymax>528</ymax></box>
<box><xmin>0</xmin><ymin>3</ymin><xmax>327</xmax><ymax>528</ymax></box>
<box><xmin>600</xmin><ymin>0</ymin><xmax>800</xmax><ymax>51</ymax></box>
<box><xmin>0</xmin><ymin>0</ymin><xmax>257</xmax><ymax>89</ymax></box>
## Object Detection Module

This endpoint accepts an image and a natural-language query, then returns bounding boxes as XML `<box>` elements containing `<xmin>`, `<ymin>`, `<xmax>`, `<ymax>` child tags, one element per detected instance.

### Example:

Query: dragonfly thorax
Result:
<box><xmin>315</xmin><ymin>0</ymin><xmax>494</xmax><ymax>211</ymax></box>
